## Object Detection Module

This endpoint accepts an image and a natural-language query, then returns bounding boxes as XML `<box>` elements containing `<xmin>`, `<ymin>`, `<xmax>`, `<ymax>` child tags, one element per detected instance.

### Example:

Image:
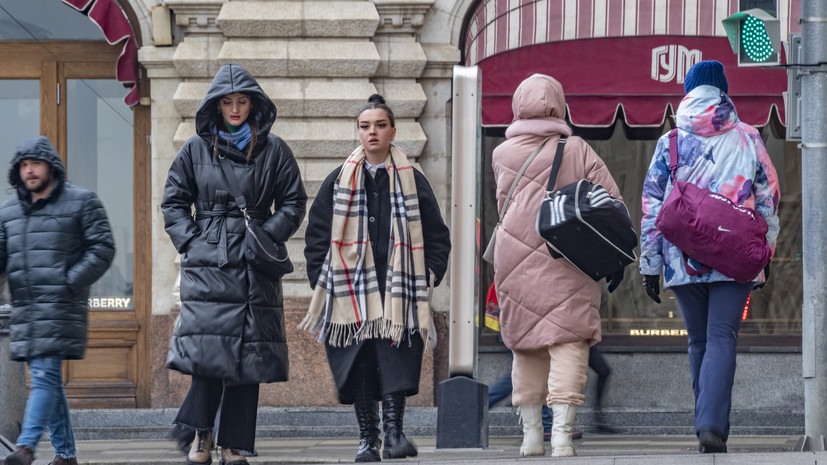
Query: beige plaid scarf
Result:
<box><xmin>299</xmin><ymin>145</ymin><xmax>430</xmax><ymax>347</ymax></box>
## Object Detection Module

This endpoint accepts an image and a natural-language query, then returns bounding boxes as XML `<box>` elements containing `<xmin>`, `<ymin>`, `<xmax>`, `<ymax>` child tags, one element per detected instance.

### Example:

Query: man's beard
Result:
<box><xmin>26</xmin><ymin>175</ymin><xmax>51</xmax><ymax>193</ymax></box>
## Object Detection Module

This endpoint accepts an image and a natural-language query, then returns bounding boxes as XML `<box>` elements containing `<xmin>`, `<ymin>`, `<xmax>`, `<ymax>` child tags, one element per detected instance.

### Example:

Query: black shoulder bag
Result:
<box><xmin>216</xmin><ymin>156</ymin><xmax>293</xmax><ymax>277</ymax></box>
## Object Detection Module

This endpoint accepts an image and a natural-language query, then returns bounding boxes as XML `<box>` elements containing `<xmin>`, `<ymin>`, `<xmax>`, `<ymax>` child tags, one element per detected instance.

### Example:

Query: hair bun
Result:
<box><xmin>367</xmin><ymin>94</ymin><xmax>386</xmax><ymax>105</ymax></box>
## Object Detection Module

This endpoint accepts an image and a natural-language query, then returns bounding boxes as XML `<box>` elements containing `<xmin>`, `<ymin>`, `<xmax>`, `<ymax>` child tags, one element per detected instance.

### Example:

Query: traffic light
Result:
<box><xmin>722</xmin><ymin>8</ymin><xmax>781</xmax><ymax>66</ymax></box>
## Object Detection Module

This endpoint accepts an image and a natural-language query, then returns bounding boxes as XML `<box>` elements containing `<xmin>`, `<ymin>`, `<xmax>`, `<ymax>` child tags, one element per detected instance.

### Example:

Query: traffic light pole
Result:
<box><xmin>800</xmin><ymin>0</ymin><xmax>827</xmax><ymax>451</ymax></box>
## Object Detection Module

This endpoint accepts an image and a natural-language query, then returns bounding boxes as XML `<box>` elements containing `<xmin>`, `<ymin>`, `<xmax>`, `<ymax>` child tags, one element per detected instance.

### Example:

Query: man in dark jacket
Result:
<box><xmin>3</xmin><ymin>136</ymin><xmax>115</xmax><ymax>465</ymax></box>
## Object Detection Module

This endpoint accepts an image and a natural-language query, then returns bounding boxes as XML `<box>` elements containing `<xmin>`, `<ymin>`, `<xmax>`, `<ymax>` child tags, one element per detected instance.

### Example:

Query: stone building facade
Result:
<box><xmin>136</xmin><ymin>0</ymin><xmax>467</xmax><ymax>408</ymax></box>
<box><xmin>3</xmin><ymin>1</ymin><xmax>802</xmax><ymax>427</ymax></box>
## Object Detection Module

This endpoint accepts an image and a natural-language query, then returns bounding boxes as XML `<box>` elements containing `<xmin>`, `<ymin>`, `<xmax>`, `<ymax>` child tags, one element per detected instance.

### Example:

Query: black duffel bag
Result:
<box><xmin>535</xmin><ymin>138</ymin><xmax>637</xmax><ymax>281</ymax></box>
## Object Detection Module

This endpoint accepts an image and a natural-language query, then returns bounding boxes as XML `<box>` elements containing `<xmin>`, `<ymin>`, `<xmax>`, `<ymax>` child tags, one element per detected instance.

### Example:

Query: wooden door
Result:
<box><xmin>0</xmin><ymin>41</ymin><xmax>150</xmax><ymax>408</ymax></box>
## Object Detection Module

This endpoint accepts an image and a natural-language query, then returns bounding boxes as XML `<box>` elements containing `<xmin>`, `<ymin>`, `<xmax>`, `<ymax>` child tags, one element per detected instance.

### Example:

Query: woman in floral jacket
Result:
<box><xmin>639</xmin><ymin>61</ymin><xmax>780</xmax><ymax>454</ymax></box>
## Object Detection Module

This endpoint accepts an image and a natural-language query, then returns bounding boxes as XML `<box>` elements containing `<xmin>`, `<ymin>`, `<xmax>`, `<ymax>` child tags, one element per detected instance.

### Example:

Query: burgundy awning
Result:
<box><xmin>61</xmin><ymin>0</ymin><xmax>139</xmax><ymax>107</ymax></box>
<box><xmin>478</xmin><ymin>36</ymin><xmax>787</xmax><ymax>127</ymax></box>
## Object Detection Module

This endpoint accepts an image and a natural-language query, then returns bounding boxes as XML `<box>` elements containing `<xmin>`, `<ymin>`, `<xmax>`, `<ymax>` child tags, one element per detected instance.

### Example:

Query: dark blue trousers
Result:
<box><xmin>671</xmin><ymin>281</ymin><xmax>753</xmax><ymax>441</ymax></box>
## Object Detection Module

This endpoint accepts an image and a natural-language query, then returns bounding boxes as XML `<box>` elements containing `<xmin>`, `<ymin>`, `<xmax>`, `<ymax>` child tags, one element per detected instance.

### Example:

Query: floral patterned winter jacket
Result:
<box><xmin>639</xmin><ymin>85</ymin><xmax>780</xmax><ymax>288</ymax></box>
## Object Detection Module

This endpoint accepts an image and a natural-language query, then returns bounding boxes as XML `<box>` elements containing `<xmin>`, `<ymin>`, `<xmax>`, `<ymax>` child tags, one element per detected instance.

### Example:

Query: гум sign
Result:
<box><xmin>651</xmin><ymin>45</ymin><xmax>702</xmax><ymax>84</ymax></box>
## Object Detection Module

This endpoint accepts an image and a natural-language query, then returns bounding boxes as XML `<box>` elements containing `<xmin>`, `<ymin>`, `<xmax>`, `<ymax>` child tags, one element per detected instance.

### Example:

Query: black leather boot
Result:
<box><xmin>381</xmin><ymin>393</ymin><xmax>417</xmax><ymax>459</ymax></box>
<box><xmin>354</xmin><ymin>398</ymin><xmax>382</xmax><ymax>462</ymax></box>
<box><xmin>353</xmin><ymin>362</ymin><xmax>382</xmax><ymax>462</ymax></box>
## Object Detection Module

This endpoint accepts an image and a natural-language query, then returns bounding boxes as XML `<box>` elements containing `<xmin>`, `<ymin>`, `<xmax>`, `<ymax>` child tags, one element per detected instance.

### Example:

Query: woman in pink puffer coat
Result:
<box><xmin>492</xmin><ymin>74</ymin><xmax>623</xmax><ymax>457</ymax></box>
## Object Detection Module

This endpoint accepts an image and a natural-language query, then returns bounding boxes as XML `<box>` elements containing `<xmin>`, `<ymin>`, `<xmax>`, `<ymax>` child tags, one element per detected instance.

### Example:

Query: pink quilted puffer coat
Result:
<box><xmin>492</xmin><ymin>74</ymin><xmax>622</xmax><ymax>351</ymax></box>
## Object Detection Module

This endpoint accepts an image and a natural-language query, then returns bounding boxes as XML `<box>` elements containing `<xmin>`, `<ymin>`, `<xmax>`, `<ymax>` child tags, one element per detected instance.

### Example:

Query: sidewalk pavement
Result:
<box><xmin>18</xmin><ymin>434</ymin><xmax>827</xmax><ymax>465</ymax></box>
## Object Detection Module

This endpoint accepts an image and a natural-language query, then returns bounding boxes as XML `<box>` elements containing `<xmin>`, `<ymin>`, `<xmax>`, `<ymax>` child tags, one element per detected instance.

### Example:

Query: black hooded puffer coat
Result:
<box><xmin>3</xmin><ymin>136</ymin><xmax>115</xmax><ymax>361</ymax></box>
<box><xmin>162</xmin><ymin>64</ymin><xmax>307</xmax><ymax>385</ymax></box>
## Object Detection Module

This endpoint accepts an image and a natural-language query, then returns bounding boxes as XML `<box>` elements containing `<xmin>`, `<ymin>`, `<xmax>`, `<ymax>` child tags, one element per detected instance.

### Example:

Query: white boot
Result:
<box><xmin>550</xmin><ymin>403</ymin><xmax>578</xmax><ymax>457</ymax></box>
<box><xmin>518</xmin><ymin>405</ymin><xmax>545</xmax><ymax>456</ymax></box>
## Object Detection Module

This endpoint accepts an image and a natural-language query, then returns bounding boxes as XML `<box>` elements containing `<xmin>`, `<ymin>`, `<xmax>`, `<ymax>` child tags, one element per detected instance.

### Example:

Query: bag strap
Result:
<box><xmin>667</xmin><ymin>129</ymin><xmax>712</xmax><ymax>276</ymax></box>
<box><xmin>497</xmin><ymin>136</ymin><xmax>551</xmax><ymax>220</ymax></box>
<box><xmin>668</xmin><ymin>128</ymin><xmax>679</xmax><ymax>182</ymax></box>
<box><xmin>216</xmin><ymin>155</ymin><xmax>250</xmax><ymax>219</ymax></box>
<box><xmin>544</xmin><ymin>137</ymin><xmax>569</xmax><ymax>191</ymax></box>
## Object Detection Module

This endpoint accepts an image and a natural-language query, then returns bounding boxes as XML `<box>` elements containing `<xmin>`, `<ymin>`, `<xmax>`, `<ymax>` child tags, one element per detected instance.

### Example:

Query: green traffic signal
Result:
<box><xmin>722</xmin><ymin>8</ymin><xmax>780</xmax><ymax>67</ymax></box>
<box><xmin>741</xmin><ymin>15</ymin><xmax>775</xmax><ymax>63</ymax></box>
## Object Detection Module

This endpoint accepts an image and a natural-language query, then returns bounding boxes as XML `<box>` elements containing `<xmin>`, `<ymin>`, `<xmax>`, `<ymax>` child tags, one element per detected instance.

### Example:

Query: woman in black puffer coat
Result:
<box><xmin>162</xmin><ymin>64</ymin><xmax>306</xmax><ymax>465</ymax></box>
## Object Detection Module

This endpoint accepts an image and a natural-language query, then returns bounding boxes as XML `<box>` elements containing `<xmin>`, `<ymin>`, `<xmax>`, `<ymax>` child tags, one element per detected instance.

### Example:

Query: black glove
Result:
<box><xmin>642</xmin><ymin>274</ymin><xmax>661</xmax><ymax>304</ymax></box>
<box><xmin>606</xmin><ymin>268</ymin><xmax>624</xmax><ymax>293</ymax></box>
<box><xmin>754</xmin><ymin>262</ymin><xmax>771</xmax><ymax>290</ymax></box>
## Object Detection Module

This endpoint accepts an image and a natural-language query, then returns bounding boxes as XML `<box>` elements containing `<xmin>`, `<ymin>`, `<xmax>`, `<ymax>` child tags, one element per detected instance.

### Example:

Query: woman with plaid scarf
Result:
<box><xmin>302</xmin><ymin>94</ymin><xmax>451</xmax><ymax>462</ymax></box>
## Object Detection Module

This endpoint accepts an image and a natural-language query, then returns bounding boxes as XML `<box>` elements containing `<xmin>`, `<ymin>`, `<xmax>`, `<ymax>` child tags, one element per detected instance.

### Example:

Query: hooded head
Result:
<box><xmin>511</xmin><ymin>73</ymin><xmax>567</xmax><ymax>121</ymax></box>
<box><xmin>684</xmin><ymin>60</ymin><xmax>729</xmax><ymax>95</ymax></box>
<box><xmin>506</xmin><ymin>73</ymin><xmax>572</xmax><ymax>139</ymax></box>
<box><xmin>9</xmin><ymin>136</ymin><xmax>66</xmax><ymax>199</ymax></box>
<box><xmin>195</xmin><ymin>64</ymin><xmax>277</xmax><ymax>157</ymax></box>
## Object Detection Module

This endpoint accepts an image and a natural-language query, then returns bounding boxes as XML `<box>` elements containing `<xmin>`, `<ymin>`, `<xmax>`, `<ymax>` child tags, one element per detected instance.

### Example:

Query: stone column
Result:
<box><xmin>0</xmin><ymin>304</ymin><xmax>25</xmax><ymax>443</ymax></box>
<box><xmin>142</xmin><ymin>0</ymin><xmax>225</xmax><ymax>407</ymax></box>
<box><xmin>170</xmin><ymin>1</ymin><xmax>384</xmax><ymax>301</ymax></box>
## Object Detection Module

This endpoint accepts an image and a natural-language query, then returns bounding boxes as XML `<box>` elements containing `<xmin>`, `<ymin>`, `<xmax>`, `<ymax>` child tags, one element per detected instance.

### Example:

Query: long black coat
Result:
<box><xmin>163</xmin><ymin>64</ymin><xmax>307</xmax><ymax>385</ymax></box>
<box><xmin>4</xmin><ymin>136</ymin><xmax>115</xmax><ymax>361</ymax></box>
<box><xmin>304</xmin><ymin>163</ymin><xmax>451</xmax><ymax>402</ymax></box>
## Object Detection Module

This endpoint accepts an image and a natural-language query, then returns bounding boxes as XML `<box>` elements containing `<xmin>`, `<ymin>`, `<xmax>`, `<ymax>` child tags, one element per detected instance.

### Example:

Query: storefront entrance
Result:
<box><xmin>0</xmin><ymin>0</ymin><xmax>150</xmax><ymax>408</ymax></box>
<box><xmin>465</xmin><ymin>0</ymin><xmax>803</xmax><ymax>346</ymax></box>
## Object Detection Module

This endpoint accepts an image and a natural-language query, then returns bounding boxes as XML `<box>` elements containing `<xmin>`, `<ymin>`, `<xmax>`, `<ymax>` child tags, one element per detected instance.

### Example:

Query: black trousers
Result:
<box><xmin>174</xmin><ymin>376</ymin><xmax>259</xmax><ymax>451</ymax></box>
<box><xmin>588</xmin><ymin>346</ymin><xmax>612</xmax><ymax>407</ymax></box>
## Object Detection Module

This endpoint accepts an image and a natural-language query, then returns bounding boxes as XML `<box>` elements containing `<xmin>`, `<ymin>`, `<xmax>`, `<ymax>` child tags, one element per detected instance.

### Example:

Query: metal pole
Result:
<box><xmin>447</xmin><ymin>65</ymin><xmax>480</xmax><ymax>379</ymax></box>
<box><xmin>437</xmin><ymin>65</ymin><xmax>488</xmax><ymax>449</ymax></box>
<box><xmin>801</xmin><ymin>0</ymin><xmax>827</xmax><ymax>451</ymax></box>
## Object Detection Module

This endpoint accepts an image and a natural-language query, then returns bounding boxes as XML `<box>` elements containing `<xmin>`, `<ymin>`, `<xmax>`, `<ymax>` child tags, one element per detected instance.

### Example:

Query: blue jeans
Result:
<box><xmin>16</xmin><ymin>356</ymin><xmax>77</xmax><ymax>458</ymax></box>
<box><xmin>487</xmin><ymin>371</ymin><xmax>513</xmax><ymax>408</ymax></box>
<box><xmin>671</xmin><ymin>281</ymin><xmax>753</xmax><ymax>441</ymax></box>
<box><xmin>487</xmin><ymin>362</ymin><xmax>553</xmax><ymax>432</ymax></box>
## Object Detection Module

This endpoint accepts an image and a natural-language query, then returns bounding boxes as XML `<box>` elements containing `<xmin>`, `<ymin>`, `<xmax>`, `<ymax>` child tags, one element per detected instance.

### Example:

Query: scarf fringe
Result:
<box><xmin>298</xmin><ymin>290</ymin><xmax>327</xmax><ymax>337</ymax></box>
<box><xmin>301</xmin><ymin>145</ymin><xmax>430</xmax><ymax>348</ymax></box>
<box><xmin>298</xmin><ymin>308</ymin><xmax>321</xmax><ymax>334</ymax></box>
<box><xmin>319</xmin><ymin>317</ymin><xmax>429</xmax><ymax>348</ymax></box>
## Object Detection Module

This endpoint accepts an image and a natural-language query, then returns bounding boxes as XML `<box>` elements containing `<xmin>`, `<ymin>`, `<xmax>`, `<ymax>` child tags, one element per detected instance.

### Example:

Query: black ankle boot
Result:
<box><xmin>382</xmin><ymin>393</ymin><xmax>417</xmax><ymax>459</ymax></box>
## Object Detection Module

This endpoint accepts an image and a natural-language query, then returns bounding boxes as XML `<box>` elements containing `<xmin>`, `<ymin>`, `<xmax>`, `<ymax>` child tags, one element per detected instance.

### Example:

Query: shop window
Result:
<box><xmin>67</xmin><ymin>79</ymin><xmax>134</xmax><ymax>308</ymax></box>
<box><xmin>479</xmin><ymin>118</ymin><xmax>801</xmax><ymax>345</ymax></box>
<box><xmin>0</xmin><ymin>0</ymin><xmax>149</xmax><ymax>409</ymax></box>
<box><xmin>0</xmin><ymin>80</ymin><xmax>39</xmax><ymax>304</ymax></box>
<box><xmin>0</xmin><ymin>80</ymin><xmax>39</xmax><ymax>201</ymax></box>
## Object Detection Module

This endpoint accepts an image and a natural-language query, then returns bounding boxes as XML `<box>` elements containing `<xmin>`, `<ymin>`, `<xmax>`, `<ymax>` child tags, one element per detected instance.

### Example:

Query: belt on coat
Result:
<box><xmin>194</xmin><ymin>191</ymin><xmax>269</xmax><ymax>268</ymax></box>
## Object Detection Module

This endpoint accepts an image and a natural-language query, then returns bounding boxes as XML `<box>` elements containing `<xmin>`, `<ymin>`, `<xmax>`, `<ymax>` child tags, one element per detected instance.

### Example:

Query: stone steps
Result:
<box><xmin>66</xmin><ymin>407</ymin><xmax>804</xmax><ymax>440</ymax></box>
<box><xmin>216</xmin><ymin>1</ymin><xmax>379</xmax><ymax>38</ymax></box>
<box><xmin>171</xmin><ymin>118</ymin><xmax>427</xmax><ymax>156</ymax></box>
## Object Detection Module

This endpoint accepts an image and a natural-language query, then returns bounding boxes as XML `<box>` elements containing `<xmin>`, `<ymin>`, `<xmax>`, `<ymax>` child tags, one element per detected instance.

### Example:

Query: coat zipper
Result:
<box><xmin>22</xmin><ymin>213</ymin><xmax>34</xmax><ymax>358</ymax></box>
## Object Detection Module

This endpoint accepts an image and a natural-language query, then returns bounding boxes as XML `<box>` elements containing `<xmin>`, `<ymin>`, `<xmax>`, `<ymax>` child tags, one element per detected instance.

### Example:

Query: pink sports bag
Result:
<box><xmin>654</xmin><ymin>129</ymin><xmax>771</xmax><ymax>283</ymax></box>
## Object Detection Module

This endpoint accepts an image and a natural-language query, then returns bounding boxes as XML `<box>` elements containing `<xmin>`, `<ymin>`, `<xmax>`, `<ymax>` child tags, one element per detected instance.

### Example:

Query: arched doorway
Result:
<box><xmin>0</xmin><ymin>0</ymin><xmax>151</xmax><ymax>408</ymax></box>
